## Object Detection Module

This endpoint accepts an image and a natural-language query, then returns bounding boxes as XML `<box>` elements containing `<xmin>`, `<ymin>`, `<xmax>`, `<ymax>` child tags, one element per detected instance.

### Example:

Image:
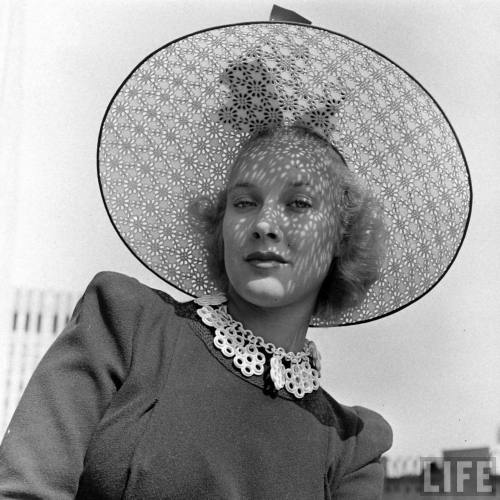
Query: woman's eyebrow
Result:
<box><xmin>291</xmin><ymin>180</ymin><xmax>312</xmax><ymax>187</ymax></box>
<box><xmin>229</xmin><ymin>181</ymin><xmax>256</xmax><ymax>191</ymax></box>
<box><xmin>228</xmin><ymin>180</ymin><xmax>313</xmax><ymax>190</ymax></box>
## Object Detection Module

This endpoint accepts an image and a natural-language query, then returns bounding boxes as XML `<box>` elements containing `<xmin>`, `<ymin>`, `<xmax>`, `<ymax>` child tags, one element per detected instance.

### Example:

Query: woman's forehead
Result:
<box><xmin>229</xmin><ymin>133</ymin><xmax>340</xmax><ymax>185</ymax></box>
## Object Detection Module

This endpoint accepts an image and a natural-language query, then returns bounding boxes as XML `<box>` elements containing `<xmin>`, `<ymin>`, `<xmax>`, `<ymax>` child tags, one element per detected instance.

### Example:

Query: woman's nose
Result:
<box><xmin>252</xmin><ymin>214</ymin><xmax>283</xmax><ymax>241</ymax></box>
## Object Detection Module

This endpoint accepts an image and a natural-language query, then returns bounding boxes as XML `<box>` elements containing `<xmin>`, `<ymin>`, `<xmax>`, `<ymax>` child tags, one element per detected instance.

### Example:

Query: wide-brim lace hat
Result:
<box><xmin>98</xmin><ymin>21</ymin><xmax>471</xmax><ymax>327</ymax></box>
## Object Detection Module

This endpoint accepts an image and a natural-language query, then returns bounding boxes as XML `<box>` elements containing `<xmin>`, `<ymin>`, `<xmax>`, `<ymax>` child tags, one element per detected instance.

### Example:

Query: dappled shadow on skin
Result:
<box><xmin>222</xmin><ymin>129</ymin><xmax>346</xmax><ymax>311</ymax></box>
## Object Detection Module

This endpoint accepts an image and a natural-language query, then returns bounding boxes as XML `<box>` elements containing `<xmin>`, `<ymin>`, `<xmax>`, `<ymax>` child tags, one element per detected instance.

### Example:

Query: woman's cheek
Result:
<box><xmin>314</xmin><ymin>221</ymin><xmax>336</xmax><ymax>268</ymax></box>
<box><xmin>224</xmin><ymin>214</ymin><xmax>249</xmax><ymax>248</ymax></box>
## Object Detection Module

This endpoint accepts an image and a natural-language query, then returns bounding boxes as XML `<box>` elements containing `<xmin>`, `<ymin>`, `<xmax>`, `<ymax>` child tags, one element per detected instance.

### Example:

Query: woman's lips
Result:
<box><xmin>248</xmin><ymin>260</ymin><xmax>283</xmax><ymax>269</ymax></box>
<box><xmin>245</xmin><ymin>251</ymin><xmax>288</xmax><ymax>269</ymax></box>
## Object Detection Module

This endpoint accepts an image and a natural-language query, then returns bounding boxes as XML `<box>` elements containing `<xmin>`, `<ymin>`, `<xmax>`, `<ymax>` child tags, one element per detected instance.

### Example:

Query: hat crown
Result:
<box><xmin>218</xmin><ymin>40</ymin><xmax>346</xmax><ymax>139</ymax></box>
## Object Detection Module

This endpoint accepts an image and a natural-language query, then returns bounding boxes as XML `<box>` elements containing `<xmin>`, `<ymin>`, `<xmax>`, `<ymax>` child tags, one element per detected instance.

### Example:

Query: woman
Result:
<box><xmin>0</xmin><ymin>127</ymin><xmax>390</xmax><ymax>499</ymax></box>
<box><xmin>0</xmin><ymin>20</ymin><xmax>470</xmax><ymax>499</ymax></box>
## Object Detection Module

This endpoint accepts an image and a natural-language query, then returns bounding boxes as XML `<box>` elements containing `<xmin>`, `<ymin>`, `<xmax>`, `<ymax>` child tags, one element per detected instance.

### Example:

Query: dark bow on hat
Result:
<box><xmin>217</xmin><ymin>46</ymin><xmax>347</xmax><ymax>139</ymax></box>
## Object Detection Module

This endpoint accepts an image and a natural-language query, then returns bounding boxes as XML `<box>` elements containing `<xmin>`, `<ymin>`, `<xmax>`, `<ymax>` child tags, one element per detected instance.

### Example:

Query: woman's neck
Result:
<box><xmin>225</xmin><ymin>289</ymin><xmax>314</xmax><ymax>352</ymax></box>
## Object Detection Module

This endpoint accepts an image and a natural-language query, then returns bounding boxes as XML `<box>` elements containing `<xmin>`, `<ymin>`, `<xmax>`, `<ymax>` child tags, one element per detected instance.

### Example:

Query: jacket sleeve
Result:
<box><xmin>0</xmin><ymin>272</ymin><xmax>144</xmax><ymax>499</ymax></box>
<box><xmin>330</xmin><ymin>406</ymin><xmax>393</xmax><ymax>499</ymax></box>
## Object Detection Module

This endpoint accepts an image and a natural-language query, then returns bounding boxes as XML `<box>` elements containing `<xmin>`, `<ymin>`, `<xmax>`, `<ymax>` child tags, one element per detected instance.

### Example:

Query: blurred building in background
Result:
<box><xmin>0</xmin><ymin>287</ymin><xmax>78</xmax><ymax>435</ymax></box>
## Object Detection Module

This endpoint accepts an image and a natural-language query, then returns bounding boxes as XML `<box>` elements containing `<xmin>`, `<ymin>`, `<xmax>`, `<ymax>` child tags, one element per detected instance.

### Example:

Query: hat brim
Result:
<box><xmin>98</xmin><ymin>21</ymin><xmax>471</xmax><ymax>327</ymax></box>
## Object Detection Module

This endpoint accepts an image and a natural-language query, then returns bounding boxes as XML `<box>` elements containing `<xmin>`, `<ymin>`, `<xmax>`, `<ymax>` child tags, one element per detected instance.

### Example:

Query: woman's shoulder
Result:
<box><xmin>71</xmin><ymin>271</ymin><xmax>198</xmax><ymax>356</ymax></box>
<box><xmin>347</xmin><ymin>404</ymin><xmax>393</xmax><ymax>466</ymax></box>
<box><xmin>308</xmin><ymin>389</ymin><xmax>392</xmax><ymax>471</ymax></box>
<box><xmin>322</xmin><ymin>396</ymin><xmax>392</xmax><ymax>497</ymax></box>
<box><xmin>86</xmin><ymin>270</ymin><xmax>164</xmax><ymax>299</ymax></box>
<box><xmin>77</xmin><ymin>271</ymin><xmax>199</xmax><ymax>336</ymax></box>
<box><xmin>84</xmin><ymin>271</ymin><xmax>186</xmax><ymax>311</ymax></box>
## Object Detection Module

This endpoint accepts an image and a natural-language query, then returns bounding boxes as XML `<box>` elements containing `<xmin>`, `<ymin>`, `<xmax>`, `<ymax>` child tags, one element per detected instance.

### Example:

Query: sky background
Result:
<box><xmin>1</xmin><ymin>0</ymin><xmax>499</xmax><ymax>463</ymax></box>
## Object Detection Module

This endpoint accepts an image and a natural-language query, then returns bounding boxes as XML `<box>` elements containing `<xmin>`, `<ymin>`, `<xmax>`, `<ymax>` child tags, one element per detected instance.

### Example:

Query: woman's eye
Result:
<box><xmin>233</xmin><ymin>199</ymin><xmax>256</xmax><ymax>209</ymax></box>
<box><xmin>289</xmin><ymin>199</ymin><xmax>312</xmax><ymax>209</ymax></box>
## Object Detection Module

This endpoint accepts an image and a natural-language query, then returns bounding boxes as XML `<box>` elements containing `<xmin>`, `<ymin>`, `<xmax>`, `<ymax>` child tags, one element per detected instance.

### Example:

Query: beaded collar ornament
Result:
<box><xmin>98</xmin><ymin>22</ymin><xmax>471</xmax><ymax>327</ymax></box>
<box><xmin>195</xmin><ymin>295</ymin><xmax>321</xmax><ymax>399</ymax></box>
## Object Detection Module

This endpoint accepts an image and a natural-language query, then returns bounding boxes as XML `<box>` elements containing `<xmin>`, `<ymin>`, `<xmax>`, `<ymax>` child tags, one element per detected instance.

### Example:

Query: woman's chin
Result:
<box><xmin>242</xmin><ymin>277</ymin><xmax>287</xmax><ymax>307</ymax></box>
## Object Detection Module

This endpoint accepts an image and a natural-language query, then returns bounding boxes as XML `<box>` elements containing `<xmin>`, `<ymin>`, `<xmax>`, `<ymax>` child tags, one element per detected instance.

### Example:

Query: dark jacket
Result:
<box><xmin>0</xmin><ymin>271</ymin><xmax>392</xmax><ymax>499</ymax></box>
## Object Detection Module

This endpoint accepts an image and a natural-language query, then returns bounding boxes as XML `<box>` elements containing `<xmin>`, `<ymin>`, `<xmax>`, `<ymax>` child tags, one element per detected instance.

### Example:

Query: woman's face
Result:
<box><xmin>222</xmin><ymin>132</ymin><xmax>344</xmax><ymax>310</ymax></box>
